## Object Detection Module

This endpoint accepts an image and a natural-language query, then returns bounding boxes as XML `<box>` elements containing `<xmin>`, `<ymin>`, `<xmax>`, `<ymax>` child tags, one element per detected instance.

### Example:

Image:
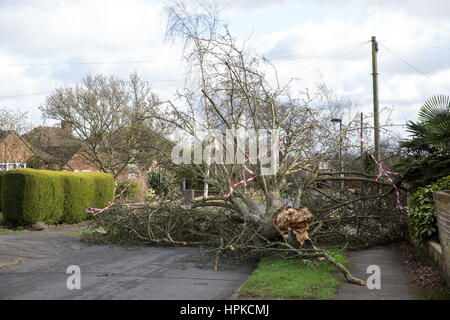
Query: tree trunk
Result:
<box><xmin>267</xmin><ymin>189</ymin><xmax>283</xmax><ymax>215</ymax></box>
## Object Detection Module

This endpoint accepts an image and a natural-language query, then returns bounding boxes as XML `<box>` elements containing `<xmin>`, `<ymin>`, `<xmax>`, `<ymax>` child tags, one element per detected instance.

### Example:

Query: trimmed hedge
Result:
<box><xmin>60</xmin><ymin>172</ymin><xmax>93</xmax><ymax>224</ymax></box>
<box><xmin>1</xmin><ymin>169</ymin><xmax>114</xmax><ymax>226</ymax></box>
<box><xmin>87</xmin><ymin>172</ymin><xmax>115</xmax><ymax>216</ymax></box>
<box><xmin>0</xmin><ymin>172</ymin><xmax>4</xmax><ymax>211</ymax></box>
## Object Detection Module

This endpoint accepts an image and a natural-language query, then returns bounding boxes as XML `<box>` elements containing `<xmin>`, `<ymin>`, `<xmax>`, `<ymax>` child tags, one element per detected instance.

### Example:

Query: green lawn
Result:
<box><xmin>239</xmin><ymin>251</ymin><xmax>348</xmax><ymax>300</ymax></box>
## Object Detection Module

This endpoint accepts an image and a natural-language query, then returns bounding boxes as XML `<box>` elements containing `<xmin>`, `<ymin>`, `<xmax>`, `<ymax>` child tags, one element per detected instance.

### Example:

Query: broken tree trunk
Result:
<box><xmin>273</xmin><ymin>205</ymin><xmax>365</xmax><ymax>286</ymax></box>
<box><xmin>321</xmin><ymin>250</ymin><xmax>366</xmax><ymax>286</ymax></box>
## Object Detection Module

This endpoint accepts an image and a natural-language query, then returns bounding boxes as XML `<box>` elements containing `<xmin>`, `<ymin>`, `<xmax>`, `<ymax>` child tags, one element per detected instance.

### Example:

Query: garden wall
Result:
<box><xmin>433</xmin><ymin>190</ymin><xmax>450</xmax><ymax>286</ymax></box>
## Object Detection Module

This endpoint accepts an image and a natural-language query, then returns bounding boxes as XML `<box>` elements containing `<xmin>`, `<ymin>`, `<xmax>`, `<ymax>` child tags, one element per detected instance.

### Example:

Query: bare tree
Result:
<box><xmin>40</xmin><ymin>73</ymin><xmax>171</xmax><ymax>179</ymax></box>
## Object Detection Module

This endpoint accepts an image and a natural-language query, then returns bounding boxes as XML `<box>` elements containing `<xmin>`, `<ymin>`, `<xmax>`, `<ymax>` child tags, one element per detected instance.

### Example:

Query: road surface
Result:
<box><xmin>0</xmin><ymin>225</ymin><xmax>254</xmax><ymax>300</ymax></box>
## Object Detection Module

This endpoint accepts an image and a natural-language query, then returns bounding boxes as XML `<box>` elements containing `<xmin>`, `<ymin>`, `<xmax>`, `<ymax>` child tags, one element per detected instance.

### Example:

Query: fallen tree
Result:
<box><xmin>85</xmin><ymin>1</ymin><xmax>406</xmax><ymax>286</ymax></box>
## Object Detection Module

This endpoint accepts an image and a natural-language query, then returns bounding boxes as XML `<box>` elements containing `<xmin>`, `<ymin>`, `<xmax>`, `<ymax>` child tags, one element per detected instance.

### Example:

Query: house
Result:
<box><xmin>22</xmin><ymin>121</ymin><xmax>173</xmax><ymax>201</ymax></box>
<box><xmin>22</xmin><ymin>121</ymin><xmax>99</xmax><ymax>172</ymax></box>
<box><xmin>0</xmin><ymin>130</ymin><xmax>35</xmax><ymax>171</ymax></box>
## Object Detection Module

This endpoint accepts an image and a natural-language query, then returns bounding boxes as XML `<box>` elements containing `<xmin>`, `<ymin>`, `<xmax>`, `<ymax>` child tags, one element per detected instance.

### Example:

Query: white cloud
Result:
<box><xmin>231</xmin><ymin>4</ymin><xmax>450</xmax><ymax>136</ymax></box>
<box><xmin>0</xmin><ymin>0</ymin><xmax>448</xmax><ymax>139</ymax></box>
<box><xmin>224</xmin><ymin>0</ymin><xmax>450</xmax><ymax>19</ymax></box>
<box><xmin>0</xmin><ymin>0</ymin><xmax>188</xmax><ymax>126</ymax></box>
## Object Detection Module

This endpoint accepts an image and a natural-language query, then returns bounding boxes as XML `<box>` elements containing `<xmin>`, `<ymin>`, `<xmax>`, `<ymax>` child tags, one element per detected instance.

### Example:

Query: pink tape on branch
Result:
<box><xmin>356</xmin><ymin>129</ymin><xmax>404</xmax><ymax>211</ymax></box>
<box><xmin>221</xmin><ymin>140</ymin><xmax>281</xmax><ymax>198</ymax></box>
<box><xmin>317</xmin><ymin>125</ymin><xmax>404</xmax><ymax>212</ymax></box>
<box><xmin>219</xmin><ymin>125</ymin><xmax>404</xmax><ymax>212</ymax></box>
<box><xmin>85</xmin><ymin>201</ymin><xmax>113</xmax><ymax>216</ymax></box>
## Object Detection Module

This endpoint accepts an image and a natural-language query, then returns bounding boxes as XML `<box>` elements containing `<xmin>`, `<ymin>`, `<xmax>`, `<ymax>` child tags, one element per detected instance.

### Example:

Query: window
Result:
<box><xmin>0</xmin><ymin>162</ymin><xmax>26</xmax><ymax>171</ymax></box>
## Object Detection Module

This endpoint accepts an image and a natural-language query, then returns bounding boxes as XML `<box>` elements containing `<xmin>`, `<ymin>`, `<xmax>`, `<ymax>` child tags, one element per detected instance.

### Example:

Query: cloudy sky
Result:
<box><xmin>1</xmin><ymin>0</ymin><xmax>449</xmax><ymax>138</ymax></box>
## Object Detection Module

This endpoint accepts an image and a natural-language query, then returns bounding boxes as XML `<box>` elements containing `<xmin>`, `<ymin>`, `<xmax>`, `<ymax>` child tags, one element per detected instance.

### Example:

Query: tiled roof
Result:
<box><xmin>22</xmin><ymin>126</ymin><xmax>82</xmax><ymax>165</ymax></box>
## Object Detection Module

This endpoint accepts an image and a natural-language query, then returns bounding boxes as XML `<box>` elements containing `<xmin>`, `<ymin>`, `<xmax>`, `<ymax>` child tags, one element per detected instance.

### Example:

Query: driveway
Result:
<box><xmin>0</xmin><ymin>225</ymin><xmax>255</xmax><ymax>300</ymax></box>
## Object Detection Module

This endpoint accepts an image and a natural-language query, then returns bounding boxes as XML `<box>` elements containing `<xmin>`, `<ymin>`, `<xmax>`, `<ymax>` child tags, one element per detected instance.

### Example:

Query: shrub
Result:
<box><xmin>27</xmin><ymin>155</ymin><xmax>44</xmax><ymax>169</ymax></box>
<box><xmin>408</xmin><ymin>175</ymin><xmax>450</xmax><ymax>244</ymax></box>
<box><xmin>145</xmin><ymin>187</ymin><xmax>159</xmax><ymax>202</ymax></box>
<box><xmin>60</xmin><ymin>172</ymin><xmax>94</xmax><ymax>224</ymax></box>
<box><xmin>1</xmin><ymin>169</ymin><xmax>114</xmax><ymax>226</ymax></box>
<box><xmin>89</xmin><ymin>172</ymin><xmax>115</xmax><ymax>208</ymax></box>
<box><xmin>115</xmin><ymin>180</ymin><xmax>139</xmax><ymax>201</ymax></box>
<box><xmin>1</xmin><ymin>169</ymin><xmax>65</xmax><ymax>225</ymax></box>
<box><xmin>60</xmin><ymin>172</ymin><xmax>114</xmax><ymax>224</ymax></box>
<box><xmin>0</xmin><ymin>172</ymin><xmax>4</xmax><ymax>211</ymax></box>
<box><xmin>147</xmin><ymin>169</ymin><xmax>179</xmax><ymax>198</ymax></box>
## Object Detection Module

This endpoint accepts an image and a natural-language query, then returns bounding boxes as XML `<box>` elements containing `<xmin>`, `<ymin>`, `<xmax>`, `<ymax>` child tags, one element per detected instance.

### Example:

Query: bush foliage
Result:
<box><xmin>393</xmin><ymin>95</ymin><xmax>450</xmax><ymax>190</ymax></box>
<box><xmin>1</xmin><ymin>169</ymin><xmax>114</xmax><ymax>226</ymax></box>
<box><xmin>0</xmin><ymin>172</ymin><xmax>4</xmax><ymax>211</ymax></box>
<box><xmin>115</xmin><ymin>180</ymin><xmax>139</xmax><ymax>201</ymax></box>
<box><xmin>408</xmin><ymin>175</ymin><xmax>450</xmax><ymax>244</ymax></box>
<box><xmin>147</xmin><ymin>169</ymin><xmax>179</xmax><ymax>198</ymax></box>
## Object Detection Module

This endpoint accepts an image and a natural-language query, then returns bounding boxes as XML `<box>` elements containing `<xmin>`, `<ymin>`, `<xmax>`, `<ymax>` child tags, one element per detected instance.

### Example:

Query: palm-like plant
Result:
<box><xmin>417</xmin><ymin>95</ymin><xmax>450</xmax><ymax>147</ymax></box>
<box><xmin>393</xmin><ymin>95</ymin><xmax>450</xmax><ymax>190</ymax></box>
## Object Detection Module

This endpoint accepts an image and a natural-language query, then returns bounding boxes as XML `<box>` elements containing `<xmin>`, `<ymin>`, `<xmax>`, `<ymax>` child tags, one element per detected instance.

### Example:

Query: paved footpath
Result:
<box><xmin>335</xmin><ymin>247</ymin><xmax>421</xmax><ymax>300</ymax></box>
<box><xmin>0</xmin><ymin>225</ymin><xmax>254</xmax><ymax>300</ymax></box>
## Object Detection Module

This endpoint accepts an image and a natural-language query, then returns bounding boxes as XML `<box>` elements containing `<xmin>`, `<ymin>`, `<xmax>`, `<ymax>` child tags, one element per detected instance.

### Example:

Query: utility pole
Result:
<box><xmin>360</xmin><ymin>112</ymin><xmax>365</xmax><ymax>198</ymax></box>
<box><xmin>331</xmin><ymin>118</ymin><xmax>344</xmax><ymax>198</ymax></box>
<box><xmin>371</xmin><ymin>36</ymin><xmax>381</xmax><ymax>163</ymax></box>
<box><xmin>360</xmin><ymin>112</ymin><xmax>364</xmax><ymax>165</ymax></box>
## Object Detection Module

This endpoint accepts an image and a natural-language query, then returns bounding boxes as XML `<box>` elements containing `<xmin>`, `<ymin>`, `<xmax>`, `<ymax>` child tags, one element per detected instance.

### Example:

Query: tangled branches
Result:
<box><xmin>85</xmin><ymin>199</ymin><xmax>369</xmax><ymax>285</ymax></box>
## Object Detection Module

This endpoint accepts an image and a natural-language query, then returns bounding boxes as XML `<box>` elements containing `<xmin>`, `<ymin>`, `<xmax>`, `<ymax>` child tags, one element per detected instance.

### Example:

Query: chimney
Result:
<box><xmin>61</xmin><ymin>121</ymin><xmax>72</xmax><ymax>135</ymax></box>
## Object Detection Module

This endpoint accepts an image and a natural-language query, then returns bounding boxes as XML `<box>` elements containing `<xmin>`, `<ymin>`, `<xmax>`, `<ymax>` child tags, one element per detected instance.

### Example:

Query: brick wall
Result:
<box><xmin>433</xmin><ymin>190</ymin><xmax>450</xmax><ymax>286</ymax></box>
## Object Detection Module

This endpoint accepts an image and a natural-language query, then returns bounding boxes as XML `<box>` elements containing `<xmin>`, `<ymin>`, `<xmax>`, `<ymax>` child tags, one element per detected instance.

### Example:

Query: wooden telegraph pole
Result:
<box><xmin>371</xmin><ymin>36</ymin><xmax>381</xmax><ymax>163</ymax></box>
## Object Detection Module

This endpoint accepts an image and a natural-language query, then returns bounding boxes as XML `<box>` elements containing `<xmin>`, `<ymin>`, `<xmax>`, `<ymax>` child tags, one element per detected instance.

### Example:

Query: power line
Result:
<box><xmin>0</xmin><ymin>78</ymin><xmax>187</xmax><ymax>99</ymax></box>
<box><xmin>270</xmin><ymin>41</ymin><xmax>369</xmax><ymax>66</ymax></box>
<box><xmin>1</xmin><ymin>42</ymin><xmax>370</xmax><ymax>67</ymax></box>
<box><xmin>0</xmin><ymin>43</ymin><xmax>369</xmax><ymax>100</ymax></box>
<box><xmin>0</xmin><ymin>58</ymin><xmax>183</xmax><ymax>67</ymax></box>
<box><xmin>0</xmin><ymin>91</ymin><xmax>53</xmax><ymax>99</ymax></box>
<box><xmin>380</xmin><ymin>43</ymin><xmax>450</xmax><ymax>92</ymax></box>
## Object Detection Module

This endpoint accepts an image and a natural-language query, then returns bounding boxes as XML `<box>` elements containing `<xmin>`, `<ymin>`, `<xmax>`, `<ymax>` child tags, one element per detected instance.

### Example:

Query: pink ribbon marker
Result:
<box><xmin>85</xmin><ymin>201</ymin><xmax>113</xmax><ymax>216</ymax></box>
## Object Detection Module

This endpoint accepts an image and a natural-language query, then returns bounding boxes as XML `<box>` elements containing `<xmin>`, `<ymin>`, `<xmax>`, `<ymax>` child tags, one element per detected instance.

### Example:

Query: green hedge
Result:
<box><xmin>0</xmin><ymin>172</ymin><xmax>4</xmax><ymax>211</ymax></box>
<box><xmin>60</xmin><ymin>172</ymin><xmax>93</xmax><ymax>224</ymax></box>
<box><xmin>1</xmin><ymin>169</ymin><xmax>114</xmax><ymax>226</ymax></box>
<box><xmin>89</xmin><ymin>172</ymin><xmax>115</xmax><ymax>210</ymax></box>
<box><xmin>408</xmin><ymin>175</ymin><xmax>450</xmax><ymax>244</ymax></box>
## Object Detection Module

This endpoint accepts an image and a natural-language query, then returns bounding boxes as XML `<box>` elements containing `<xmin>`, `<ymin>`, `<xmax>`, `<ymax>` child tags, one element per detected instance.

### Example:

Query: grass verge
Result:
<box><xmin>0</xmin><ymin>227</ymin><xmax>28</xmax><ymax>234</ymax></box>
<box><xmin>0</xmin><ymin>213</ymin><xmax>28</xmax><ymax>234</ymax></box>
<box><xmin>65</xmin><ymin>227</ymin><xmax>105</xmax><ymax>237</ymax></box>
<box><xmin>239</xmin><ymin>250</ymin><xmax>348</xmax><ymax>300</ymax></box>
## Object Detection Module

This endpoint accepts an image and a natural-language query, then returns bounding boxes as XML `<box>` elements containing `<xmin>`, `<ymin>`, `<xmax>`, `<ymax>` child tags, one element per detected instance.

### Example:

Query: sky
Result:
<box><xmin>0</xmin><ymin>0</ymin><xmax>449</xmax><ymax>139</ymax></box>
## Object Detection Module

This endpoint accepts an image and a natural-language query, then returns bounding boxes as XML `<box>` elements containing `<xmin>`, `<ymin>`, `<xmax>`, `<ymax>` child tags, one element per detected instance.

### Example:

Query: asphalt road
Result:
<box><xmin>0</xmin><ymin>225</ymin><xmax>255</xmax><ymax>300</ymax></box>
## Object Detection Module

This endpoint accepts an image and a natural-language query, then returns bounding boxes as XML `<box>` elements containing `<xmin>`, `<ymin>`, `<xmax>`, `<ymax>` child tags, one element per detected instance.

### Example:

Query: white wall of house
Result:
<box><xmin>0</xmin><ymin>162</ymin><xmax>27</xmax><ymax>171</ymax></box>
